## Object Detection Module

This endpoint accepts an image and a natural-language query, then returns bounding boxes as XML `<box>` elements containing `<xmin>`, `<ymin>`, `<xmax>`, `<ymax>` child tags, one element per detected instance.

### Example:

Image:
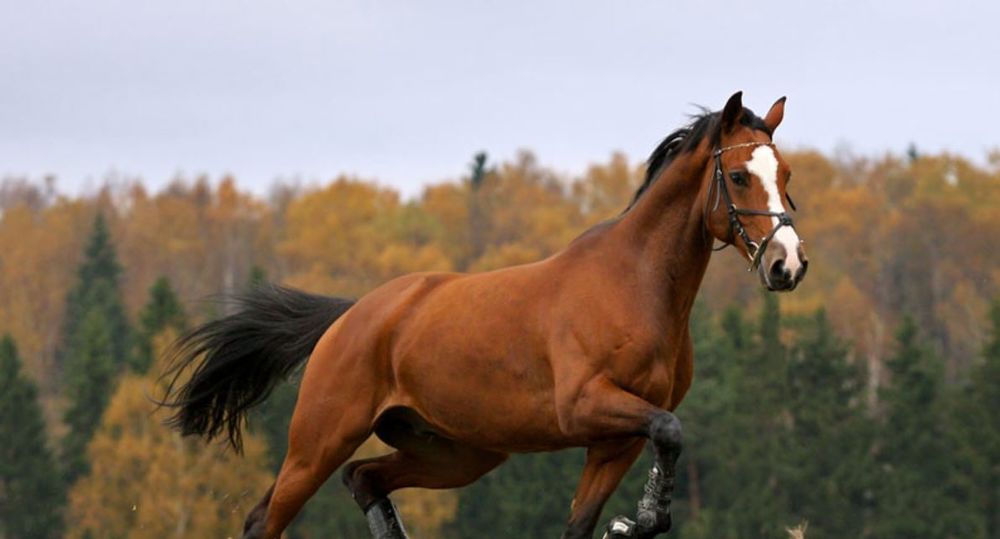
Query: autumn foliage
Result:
<box><xmin>1</xmin><ymin>147</ymin><xmax>998</xmax><ymax>537</ymax></box>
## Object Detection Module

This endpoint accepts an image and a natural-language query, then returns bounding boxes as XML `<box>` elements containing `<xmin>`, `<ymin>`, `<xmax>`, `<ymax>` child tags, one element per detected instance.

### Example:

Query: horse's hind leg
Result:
<box><xmin>242</xmin><ymin>389</ymin><xmax>375</xmax><ymax>538</ymax></box>
<box><xmin>242</xmin><ymin>409</ymin><xmax>371</xmax><ymax>538</ymax></box>
<box><xmin>342</xmin><ymin>412</ymin><xmax>508</xmax><ymax>538</ymax></box>
<box><xmin>344</xmin><ymin>447</ymin><xmax>507</xmax><ymax>538</ymax></box>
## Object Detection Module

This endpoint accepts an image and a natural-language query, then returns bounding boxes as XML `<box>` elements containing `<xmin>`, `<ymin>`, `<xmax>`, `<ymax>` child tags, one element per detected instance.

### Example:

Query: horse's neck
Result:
<box><xmin>615</xmin><ymin>148</ymin><xmax>713</xmax><ymax>320</ymax></box>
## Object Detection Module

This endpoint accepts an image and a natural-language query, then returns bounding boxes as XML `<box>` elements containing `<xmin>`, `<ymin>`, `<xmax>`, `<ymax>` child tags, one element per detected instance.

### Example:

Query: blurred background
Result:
<box><xmin>1</xmin><ymin>1</ymin><xmax>997</xmax><ymax>538</ymax></box>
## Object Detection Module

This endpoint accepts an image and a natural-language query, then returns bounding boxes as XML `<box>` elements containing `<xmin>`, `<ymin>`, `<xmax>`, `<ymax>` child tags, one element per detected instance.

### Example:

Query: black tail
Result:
<box><xmin>161</xmin><ymin>283</ymin><xmax>354</xmax><ymax>452</ymax></box>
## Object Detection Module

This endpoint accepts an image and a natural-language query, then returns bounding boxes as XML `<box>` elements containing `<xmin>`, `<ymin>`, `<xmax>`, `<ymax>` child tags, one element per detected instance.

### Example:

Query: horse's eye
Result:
<box><xmin>729</xmin><ymin>171</ymin><xmax>748</xmax><ymax>186</ymax></box>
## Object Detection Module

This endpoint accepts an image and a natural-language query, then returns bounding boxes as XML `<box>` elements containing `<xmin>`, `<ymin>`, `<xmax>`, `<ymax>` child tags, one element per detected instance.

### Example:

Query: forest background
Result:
<box><xmin>1</xmin><ymin>145</ymin><xmax>998</xmax><ymax>538</ymax></box>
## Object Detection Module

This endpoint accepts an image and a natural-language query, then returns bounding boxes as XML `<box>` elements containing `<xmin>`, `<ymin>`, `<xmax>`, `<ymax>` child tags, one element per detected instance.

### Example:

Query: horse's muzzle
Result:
<box><xmin>759</xmin><ymin>243</ymin><xmax>808</xmax><ymax>292</ymax></box>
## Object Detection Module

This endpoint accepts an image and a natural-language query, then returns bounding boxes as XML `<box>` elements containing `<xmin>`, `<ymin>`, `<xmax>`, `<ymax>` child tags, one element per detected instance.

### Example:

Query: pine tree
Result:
<box><xmin>783</xmin><ymin>309</ymin><xmax>873</xmax><ymax>538</ymax></box>
<box><xmin>975</xmin><ymin>301</ymin><xmax>1000</xmax><ymax>539</ymax></box>
<box><xmin>62</xmin><ymin>306</ymin><xmax>119</xmax><ymax>482</ymax></box>
<box><xmin>58</xmin><ymin>213</ymin><xmax>131</xmax><ymax>373</ymax></box>
<box><xmin>447</xmin><ymin>450</ymin><xmax>583</xmax><ymax>538</ymax></box>
<box><xmin>699</xmin><ymin>294</ymin><xmax>794</xmax><ymax>537</ymax></box>
<box><xmin>133</xmin><ymin>276</ymin><xmax>186</xmax><ymax>373</ymax></box>
<box><xmin>949</xmin><ymin>300</ymin><xmax>1000</xmax><ymax>538</ymax></box>
<box><xmin>0</xmin><ymin>334</ymin><xmax>65</xmax><ymax>539</ymax></box>
<box><xmin>873</xmin><ymin>316</ymin><xmax>966</xmax><ymax>538</ymax></box>
<box><xmin>60</xmin><ymin>213</ymin><xmax>133</xmax><ymax>483</ymax></box>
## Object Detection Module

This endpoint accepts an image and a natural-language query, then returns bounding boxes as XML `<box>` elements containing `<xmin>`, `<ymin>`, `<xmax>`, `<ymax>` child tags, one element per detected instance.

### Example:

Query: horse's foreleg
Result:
<box><xmin>342</xmin><ymin>434</ymin><xmax>507</xmax><ymax>539</ymax></box>
<box><xmin>561</xmin><ymin>439</ymin><xmax>646</xmax><ymax>539</ymax></box>
<box><xmin>632</xmin><ymin>411</ymin><xmax>682</xmax><ymax>536</ymax></box>
<box><xmin>559</xmin><ymin>377</ymin><xmax>682</xmax><ymax>538</ymax></box>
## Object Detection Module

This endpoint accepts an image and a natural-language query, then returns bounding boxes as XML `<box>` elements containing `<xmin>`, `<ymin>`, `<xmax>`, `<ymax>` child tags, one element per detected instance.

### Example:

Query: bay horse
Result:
<box><xmin>163</xmin><ymin>91</ymin><xmax>807</xmax><ymax>539</ymax></box>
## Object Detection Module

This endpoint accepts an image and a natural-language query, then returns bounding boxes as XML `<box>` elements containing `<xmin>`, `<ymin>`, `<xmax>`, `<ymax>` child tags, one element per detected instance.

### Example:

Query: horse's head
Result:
<box><xmin>702</xmin><ymin>91</ymin><xmax>807</xmax><ymax>292</ymax></box>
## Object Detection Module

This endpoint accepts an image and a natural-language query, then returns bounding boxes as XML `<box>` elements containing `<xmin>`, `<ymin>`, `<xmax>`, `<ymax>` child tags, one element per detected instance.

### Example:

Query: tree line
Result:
<box><xmin>0</xmin><ymin>147</ymin><xmax>998</xmax><ymax>537</ymax></box>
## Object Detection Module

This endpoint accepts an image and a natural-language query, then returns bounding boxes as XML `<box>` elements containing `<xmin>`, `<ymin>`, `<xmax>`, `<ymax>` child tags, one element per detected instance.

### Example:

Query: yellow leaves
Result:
<box><xmin>279</xmin><ymin>177</ymin><xmax>459</xmax><ymax>294</ymax></box>
<box><xmin>376</xmin><ymin>244</ymin><xmax>453</xmax><ymax>278</ymax></box>
<box><xmin>395</xmin><ymin>486</ymin><xmax>458</xmax><ymax>537</ymax></box>
<box><xmin>2</xmin><ymin>149</ymin><xmax>998</xmax><ymax>539</ymax></box>
<box><xmin>471</xmin><ymin>243</ymin><xmax>543</xmax><ymax>272</ymax></box>
<box><xmin>0</xmin><ymin>199</ymin><xmax>92</xmax><ymax>390</ymax></box>
<box><xmin>279</xmin><ymin>177</ymin><xmax>404</xmax><ymax>296</ymax></box>
<box><xmin>572</xmin><ymin>152</ymin><xmax>642</xmax><ymax>225</ymax></box>
<box><xmin>67</xmin><ymin>355</ymin><xmax>272</xmax><ymax>539</ymax></box>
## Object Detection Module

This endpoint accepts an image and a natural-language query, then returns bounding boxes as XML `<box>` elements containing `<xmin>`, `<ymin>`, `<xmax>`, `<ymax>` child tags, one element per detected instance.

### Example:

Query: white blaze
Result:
<box><xmin>744</xmin><ymin>146</ymin><xmax>802</xmax><ymax>274</ymax></box>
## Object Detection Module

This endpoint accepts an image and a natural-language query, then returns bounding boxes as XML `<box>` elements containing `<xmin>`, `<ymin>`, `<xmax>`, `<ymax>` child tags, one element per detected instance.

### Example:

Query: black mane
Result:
<box><xmin>625</xmin><ymin>106</ymin><xmax>771</xmax><ymax>211</ymax></box>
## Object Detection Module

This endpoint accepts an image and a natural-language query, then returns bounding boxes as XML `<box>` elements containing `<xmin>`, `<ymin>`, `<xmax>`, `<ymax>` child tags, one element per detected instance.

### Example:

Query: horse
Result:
<box><xmin>162</xmin><ymin>91</ymin><xmax>807</xmax><ymax>539</ymax></box>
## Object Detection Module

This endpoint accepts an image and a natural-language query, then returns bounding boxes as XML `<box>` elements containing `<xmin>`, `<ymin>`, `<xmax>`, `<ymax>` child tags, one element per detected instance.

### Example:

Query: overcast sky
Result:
<box><xmin>2</xmin><ymin>0</ymin><xmax>998</xmax><ymax>198</ymax></box>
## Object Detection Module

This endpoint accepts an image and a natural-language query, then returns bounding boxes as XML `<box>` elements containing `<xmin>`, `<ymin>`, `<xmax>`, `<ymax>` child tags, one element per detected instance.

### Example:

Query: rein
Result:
<box><xmin>707</xmin><ymin>142</ymin><xmax>798</xmax><ymax>272</ymax></box>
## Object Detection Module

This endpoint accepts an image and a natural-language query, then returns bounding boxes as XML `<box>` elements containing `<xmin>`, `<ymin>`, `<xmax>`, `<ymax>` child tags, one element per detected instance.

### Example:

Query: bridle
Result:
<box><xmin>707</xmin><ymin>141</ymin><xmax>798</xmax><ymax>272</ymax></box>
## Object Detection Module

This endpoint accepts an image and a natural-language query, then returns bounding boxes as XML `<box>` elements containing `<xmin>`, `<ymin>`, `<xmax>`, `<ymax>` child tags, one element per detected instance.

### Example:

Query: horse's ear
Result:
<box><xmin>764</xmin><ymin>96</ymin><xmax>786</xmax><ymax>133</ymax></box>
<box><xmin>721</xmin><ymin>91</ymin><xmax>743</xmax><ymax>132</ymax></box>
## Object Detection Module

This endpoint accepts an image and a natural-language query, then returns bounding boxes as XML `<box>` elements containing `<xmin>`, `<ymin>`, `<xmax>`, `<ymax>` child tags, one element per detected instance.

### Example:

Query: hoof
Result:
<box><xmin>602</xmin><ymin>516</ymin><xmax>637</xmax><ymax>538</ymax></box>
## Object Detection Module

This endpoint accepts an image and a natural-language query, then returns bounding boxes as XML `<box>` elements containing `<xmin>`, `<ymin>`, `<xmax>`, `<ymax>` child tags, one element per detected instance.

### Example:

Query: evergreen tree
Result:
<box><xmin>62</xmin><ymin>306</ymin><xmax>119</xmax><ymax>482</ymax></box>
<box><xmin>133</xmin><ymin>276</ymin><xmax>187</xmax><ymax>373</ymax></box>
<box><xmin>949</xmin><ymin>300</ymin><xmax>1000</xmax><ymax>538</ymax></box>
<box><xmin>873</xmin><ymin>317</ymin><xmax>967</xmax><ymax>538</ymax></box>
<box><xmin>58</xmin><ymin>213</ymin><xmax>131</xmax><ymax>373</ymax></box>
<box><xmin>0</xmin><ymin>334</ymin><xmax>65</xmax><ymax>539</ymax></box>
<box><xmin>975</xmin><ymin>301</ymin><xmax>1000</xmax><ymax>539</ymax></box>
<box><xmin>697</xmin><ymin>294</ymin><xmax>794</xmax><ymax>538</ymax></box>
<box><xmin>783</xmin><ymin>310</ymin><xmax>873</xmax><ymax>538</ymax></box>
<box><xmin>59</xmin><ymin>213</ymin><xmax>132</xmax><ymax>483</ymax></box>
<box><xmin>447</xmin><ymin>450</ymin><xmax>583</xmax><ymax>538</ymax></box>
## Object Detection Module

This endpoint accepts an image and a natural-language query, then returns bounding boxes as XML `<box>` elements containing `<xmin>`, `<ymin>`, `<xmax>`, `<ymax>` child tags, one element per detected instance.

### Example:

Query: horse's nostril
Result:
<box><xmin>769</xmin><ymin>259</ymin><xmax>790</xmax><ymax>283</ymax></box>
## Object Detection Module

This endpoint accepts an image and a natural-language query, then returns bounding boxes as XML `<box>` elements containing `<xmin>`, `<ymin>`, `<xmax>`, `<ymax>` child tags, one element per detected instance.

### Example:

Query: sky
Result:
<box><xmin>2</xmin><ymin>0</ymin><xmax>998</xmax><ymax>198</ymax></box>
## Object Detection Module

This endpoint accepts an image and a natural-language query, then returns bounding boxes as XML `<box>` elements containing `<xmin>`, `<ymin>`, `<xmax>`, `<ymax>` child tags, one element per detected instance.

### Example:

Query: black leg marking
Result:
<box><xmin>636</xmin><ymin>411</ymin><xmax>682</xmax><ymax>537</ymax></box>
<box><xmin>365</xmin><ymin>497</ymin><xmax>409</xmax><ymax>539</ymax></box>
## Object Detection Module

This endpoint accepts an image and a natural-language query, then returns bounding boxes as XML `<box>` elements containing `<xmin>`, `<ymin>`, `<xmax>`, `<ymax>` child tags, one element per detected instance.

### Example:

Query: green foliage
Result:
<box><xmin>782</xmin><ymin>310</ymin><xmax>873</xmax><ymax>538</ymax></box>
<box><xmin>60</xmin><ymin>214</ymin><xmax>132</xmax><ymax>483</ymax></box>
<box><xmin>58</xmin><ymin>213</ymin><xmax>131</xmax><ymax>372</ymax></box>
<box><xmin>289</xmin><ymin>479</ymin><xmax>372</xmax><ymax>538</ymax></box>
<box><xmin>61</xmin><ymin>307</ymin><xmax>119</xmax><ymax>482</ymax></box>
<box><xmin>661</xmin><ymin>302</ymin><xmax>878</xmax><ymax>539</ymax></box>
<box><xmin>0</xmin><ymin>150</ymin><xmax>996</xmax><ymax>537</ymax></box>
<box><xmin>0</xmin><ymin>334</ymin><xmax>65</xmax><ymax>539</ymax></box>
<box><xmin>947</xmin><ymin>300</ymin><xmax>1000</xmax><ymax>538</ymax></box>
<box><xmin>133</xmin><ymin>276</ymin><xmax>187</xmax><ymax>373</ymax></box>
<box><xmin>872</xmin><ymin>317</ymin><xmax>971</xmax><ymax>538</ymax></box>
<box><xmin>446</xmin><ymin>450</ymin><xmax>583</xmax><ymax>538</ymax></box>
